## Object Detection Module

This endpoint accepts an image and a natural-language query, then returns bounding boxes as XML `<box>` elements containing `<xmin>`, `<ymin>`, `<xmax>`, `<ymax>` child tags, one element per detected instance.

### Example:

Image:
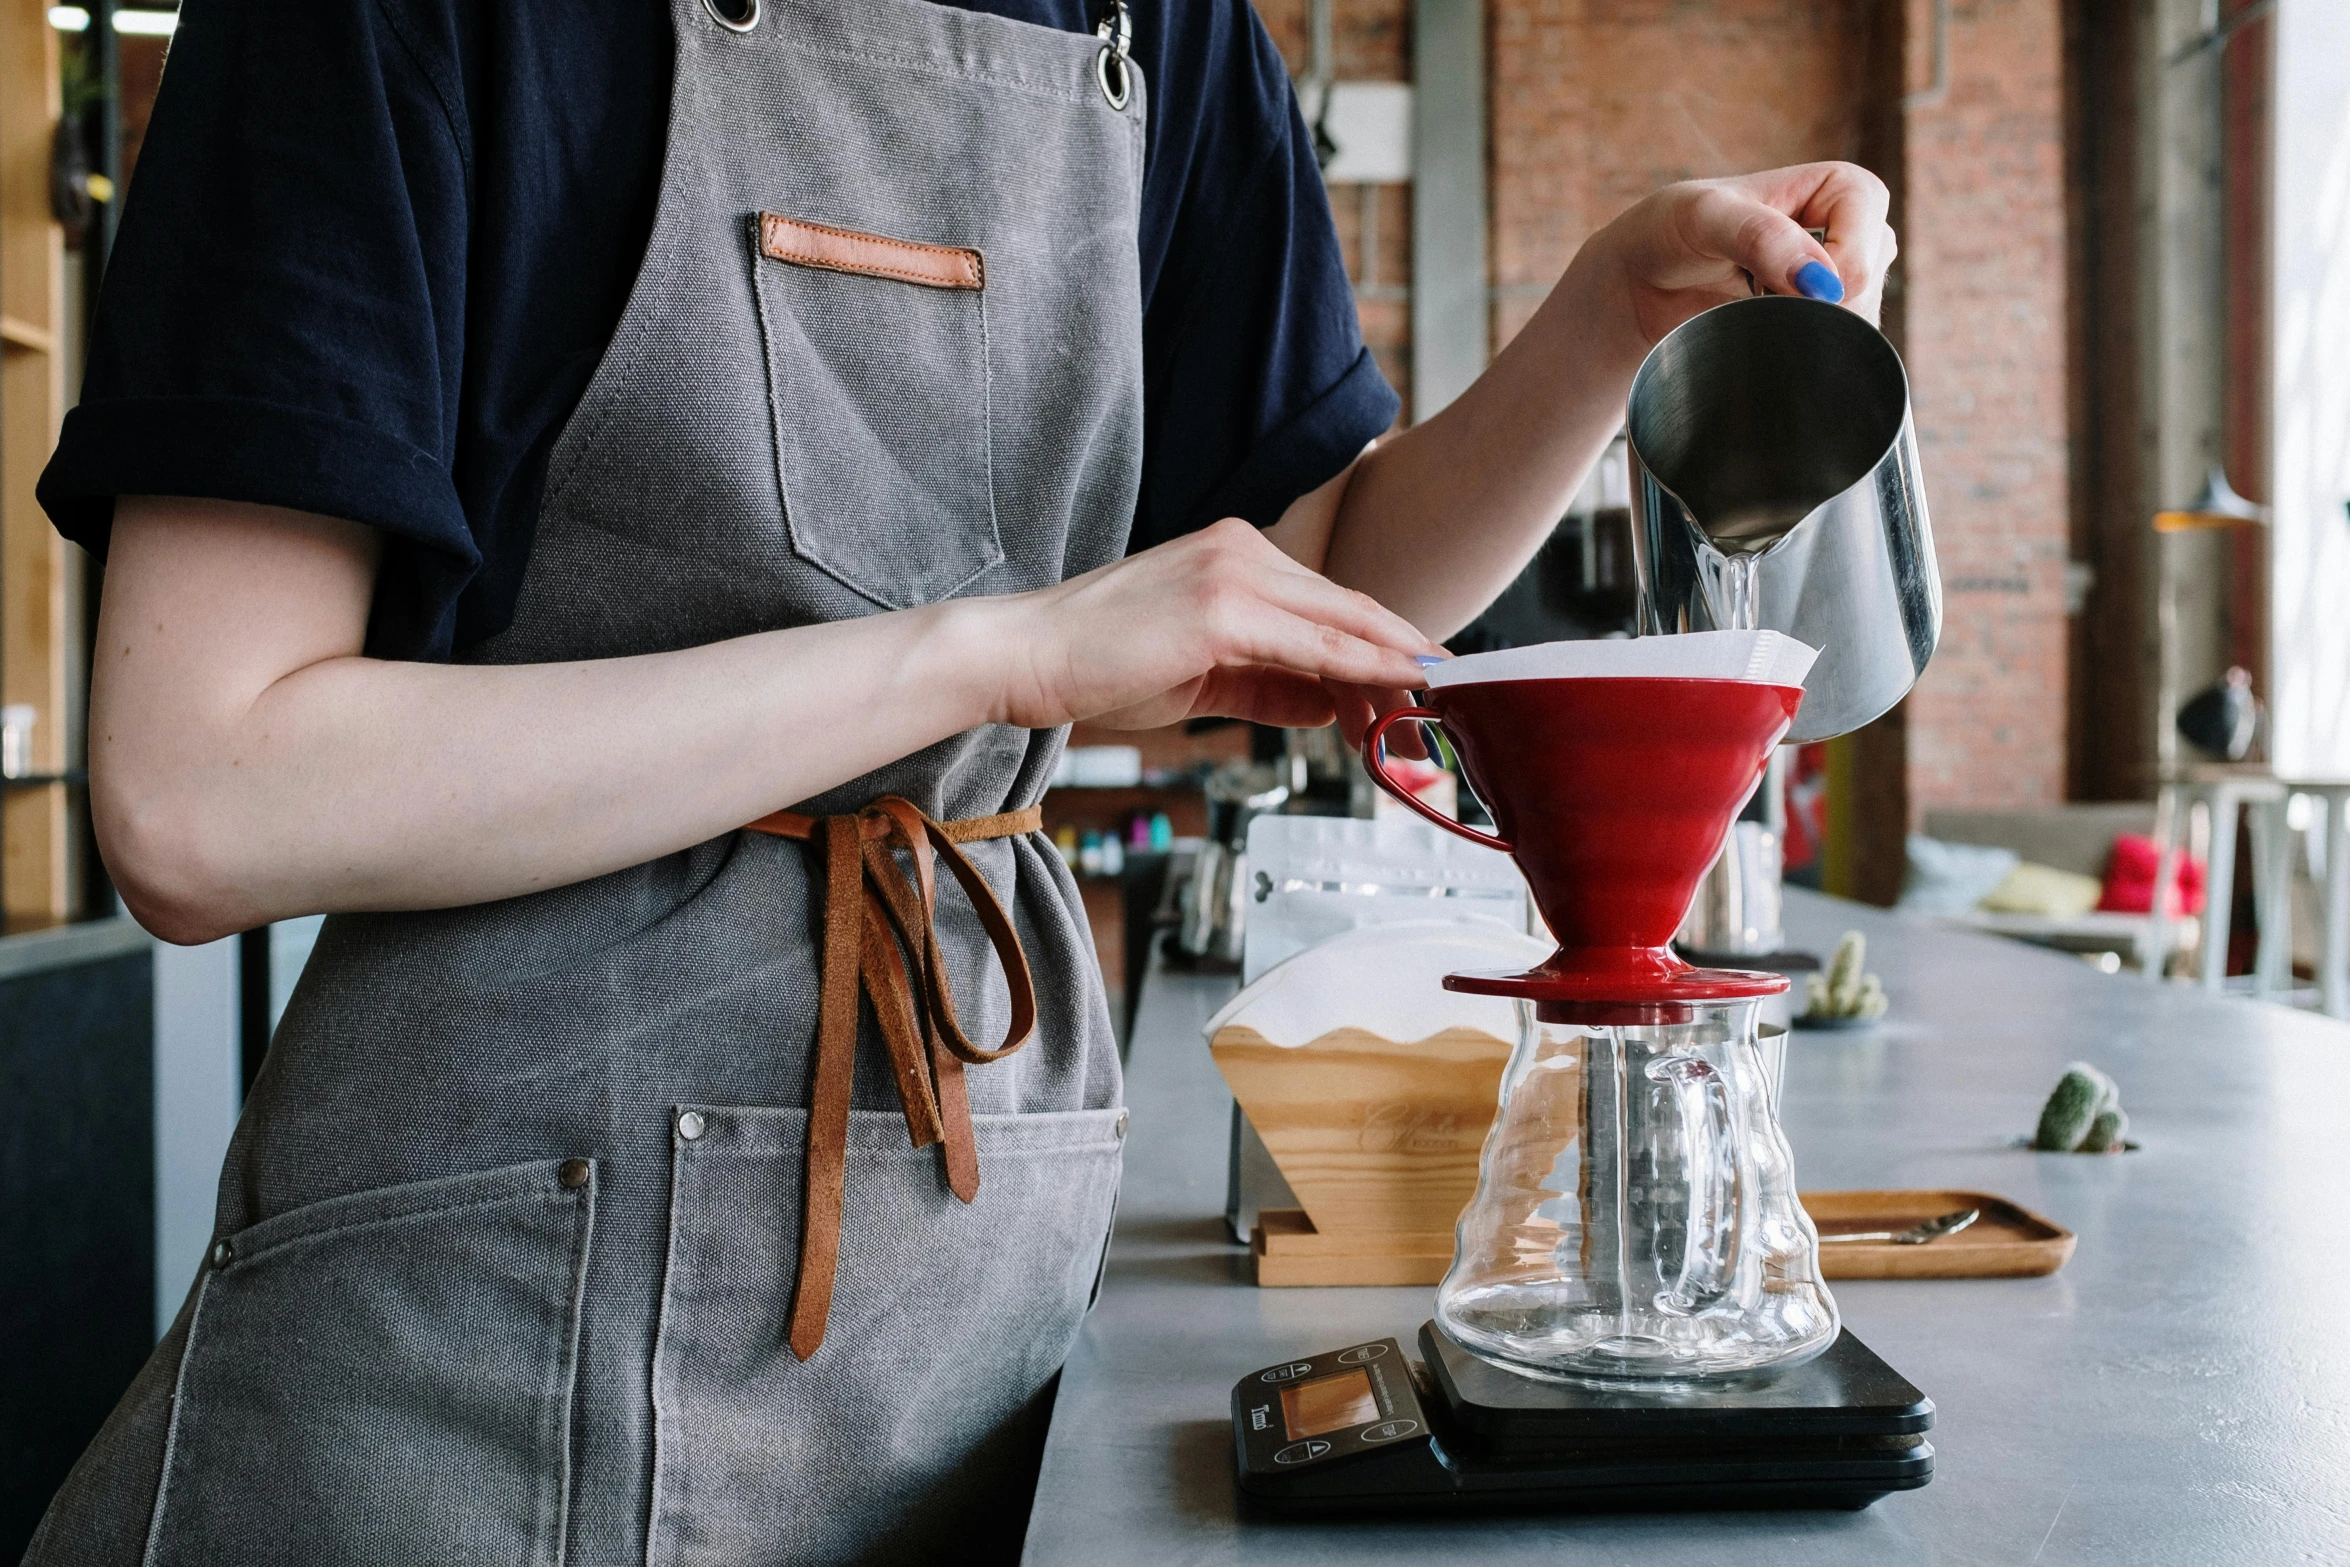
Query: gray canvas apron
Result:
<box><xmin>23</xmin><ymin>0</ymin><xmax>1145</xmax><ymax>1562</ymax></box>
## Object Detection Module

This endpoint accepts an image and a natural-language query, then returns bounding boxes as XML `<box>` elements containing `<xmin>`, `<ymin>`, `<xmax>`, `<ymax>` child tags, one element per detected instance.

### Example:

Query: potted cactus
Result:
<box><xmin>2031</xmin><ymin>1063</ymin><xmax>2134</xmax><ymax>1152</ymax></box>
<box><xmin>1795</xmin><ymin>931</ymin><xmax>1888</xmax><ymax>1030</ymax></box>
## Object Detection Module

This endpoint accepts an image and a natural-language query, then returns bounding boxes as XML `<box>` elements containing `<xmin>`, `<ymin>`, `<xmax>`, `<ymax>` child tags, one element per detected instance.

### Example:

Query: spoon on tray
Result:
<box><xmin>1818</xmin><ymin>1208</ymin><xmax>1981</xmax><ymax>1246</ymax></box>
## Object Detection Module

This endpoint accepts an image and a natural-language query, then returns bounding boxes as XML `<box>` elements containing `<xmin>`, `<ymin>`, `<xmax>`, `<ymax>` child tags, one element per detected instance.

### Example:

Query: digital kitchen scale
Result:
<box><xmin>1232</xmin><ymin>1324</ymin><xmax>1933</xmax><ymax>1516</ymax></box>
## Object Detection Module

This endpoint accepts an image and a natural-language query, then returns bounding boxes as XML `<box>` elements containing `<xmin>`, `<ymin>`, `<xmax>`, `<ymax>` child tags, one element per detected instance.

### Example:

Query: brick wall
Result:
<box><xmin>1895</xmin><ymin>0</ymin><xmax>2071</xmax><ymax>814</ymax></box>
<box><xmin>1491</xmin><ymin>1</ymin><xmax>1876</xmax><ymax>347</ymax></box>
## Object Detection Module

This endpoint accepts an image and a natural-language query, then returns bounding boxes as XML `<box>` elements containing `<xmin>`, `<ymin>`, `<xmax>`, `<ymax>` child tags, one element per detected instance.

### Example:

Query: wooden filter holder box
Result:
<box><xmin>1209</xmin><ymin>1023</ymin><xmax>1509</xmax><ymax>1287</ymax></box>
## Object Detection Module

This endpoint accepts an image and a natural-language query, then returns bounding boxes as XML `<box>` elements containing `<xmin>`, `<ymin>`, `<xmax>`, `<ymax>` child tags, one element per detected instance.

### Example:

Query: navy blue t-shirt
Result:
<box><xmin>38</xmin><ymin>0</ymin><xmax>1395</xmax><ymax>660</ymax></box>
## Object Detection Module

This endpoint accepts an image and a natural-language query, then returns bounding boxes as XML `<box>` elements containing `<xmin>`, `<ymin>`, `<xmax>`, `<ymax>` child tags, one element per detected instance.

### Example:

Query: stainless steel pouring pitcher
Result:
<box><xmin>1627</xmin><ymin>296</ymin><xmax>1941</xmax><ymax>743</ymax></box>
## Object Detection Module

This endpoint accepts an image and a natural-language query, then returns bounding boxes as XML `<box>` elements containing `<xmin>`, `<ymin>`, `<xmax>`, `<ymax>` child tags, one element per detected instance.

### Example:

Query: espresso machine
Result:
<box><xmin>1228</xmin><ymin>296</ymin><xmax>1942</xmax><ymax>1516</ymax></box>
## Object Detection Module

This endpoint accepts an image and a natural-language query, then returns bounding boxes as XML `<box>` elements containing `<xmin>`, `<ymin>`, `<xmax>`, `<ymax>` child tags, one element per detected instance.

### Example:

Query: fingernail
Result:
<box><xmin>1793</xmin><ymin>260</ymin><xmax>1845</xmax><ymax>303</ymax></box>
<box><xmin>1415</xmin><ymin>654</ymin><xmax>1447</xmax><ymax>668</ymax></box>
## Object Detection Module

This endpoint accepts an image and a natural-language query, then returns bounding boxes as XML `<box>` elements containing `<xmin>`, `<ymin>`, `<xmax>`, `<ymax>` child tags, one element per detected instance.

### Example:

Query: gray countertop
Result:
<box><xmin>1022</xmin><ymin>889</ymin><xmax>2350</xmax><ymax>1566</ymax></box>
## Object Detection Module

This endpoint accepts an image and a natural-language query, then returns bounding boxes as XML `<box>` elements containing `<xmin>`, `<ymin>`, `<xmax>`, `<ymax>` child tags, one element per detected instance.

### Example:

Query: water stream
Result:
<box><xmin>1722</xmin><ymin>549</ymin><xmax>1760</xmax><ymax>633</ymax></box>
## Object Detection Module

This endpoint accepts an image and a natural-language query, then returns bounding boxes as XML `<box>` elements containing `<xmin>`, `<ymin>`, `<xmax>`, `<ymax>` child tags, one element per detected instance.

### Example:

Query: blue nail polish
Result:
<box><xmin>1794</xmin><ymin>260</ymin><xmax>1845</xmax><ymax>303</ymax></box>
<box><xmin>1415</xmin><ymin>654</ymin><xmax>1446</xmax><ymax>668</ymax></box>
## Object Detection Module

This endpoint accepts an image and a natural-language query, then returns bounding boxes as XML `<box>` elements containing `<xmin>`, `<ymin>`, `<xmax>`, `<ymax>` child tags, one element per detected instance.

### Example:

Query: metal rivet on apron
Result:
<box><xmin>701</xmin><ymin>0</ymin><xmax>759</xmax><ymax>34</ymax></box>
<box><xmin>1093</xmin><ymin>0</ymin><xmax>1132</xmax><ymax>110</ymax></box>
<box><xmin>558</xmin><ymin>1158</ymin><xmax>592</xmax><ymax>1189</ymax></box>
<box><xmin>209</xmin><ymin>1239</ymin><xmax>233</xmax><ymax>1269</ymax></box>
<box><xmin>1114</xmin><ymin>1109</ymin><xmax>1129</xmax><ymax>1140</ymax></box>
<box><xmin>677</xmin><ymin>1110</ymin><xmax>708</xmax><ymax>1142</ymax></box>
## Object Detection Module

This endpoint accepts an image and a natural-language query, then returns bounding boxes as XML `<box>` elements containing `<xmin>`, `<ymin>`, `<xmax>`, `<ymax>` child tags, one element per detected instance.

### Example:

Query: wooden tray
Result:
<box><xmin>1252</xmin><ymin>1192</ymin><xmax>2076</xmax><ymax>1286</ymax></box>
<box><xmin>1803</xmin><ymin>1189</ymin><xmax>2075</xmax><ymax>1279</ymax></box>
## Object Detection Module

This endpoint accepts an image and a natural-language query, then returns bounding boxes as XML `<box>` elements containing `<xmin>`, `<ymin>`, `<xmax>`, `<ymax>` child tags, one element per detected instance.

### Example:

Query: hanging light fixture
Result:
<box><xmin>2150</xmin><ymin>466</ymin><xmax>2269</xmax><ymax>779</ymax></box>
<box><xmin>2153</xmin><ymin>465</ymin><xmax>2270</xmax><ymax>532</ymax></box>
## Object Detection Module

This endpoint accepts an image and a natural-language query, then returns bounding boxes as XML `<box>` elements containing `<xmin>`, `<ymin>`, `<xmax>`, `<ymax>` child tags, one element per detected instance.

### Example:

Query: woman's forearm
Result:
<box><xmin>1320</xmin><ymin>251</ymin><xmax>1645</xmax><ymax>638</ymax></box>
<box><xmin>96</xmin><ymin>502</ymin><xmax>1014</xmax><ymax>941</ymax></box>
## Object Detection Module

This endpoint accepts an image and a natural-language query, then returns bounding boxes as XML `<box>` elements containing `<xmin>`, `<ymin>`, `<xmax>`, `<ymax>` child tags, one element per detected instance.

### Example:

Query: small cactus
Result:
<box><xmin>2079</xmin><ymin>1106</ymin><xmax>2129</xmax><ymax>1153</ymax></box>
<box><xmin>1802</xmin><ymin>931</ymin><xmax>1890</xmax><ymax>1021</ymax></box>
<box><xmin>2035</xmin><ymin>1062</ymin><xmax>2124</xmax><ymax>1151</ymax></box>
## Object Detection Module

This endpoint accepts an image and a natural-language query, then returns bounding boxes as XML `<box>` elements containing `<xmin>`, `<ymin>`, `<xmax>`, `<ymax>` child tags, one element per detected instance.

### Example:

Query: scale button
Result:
<box><xmin>1360</xmin><ymin>1419</ymin><xmax>1419</xmax><ymax>1443</ymax></box>
<box><xmin>1335</xmin><ymin>1343</ymin><xmax>1389</xmax><ymax>1365</ymax></box>
<box><xmin>1259</xmin><ymin>1362</ymin><xmax>1315</xmax><ymax>1383</ymax></box>
<box><xmin>1273</xmin><ymin>1440</ymin><xmax>1333</xmax><ymax>1464</ymax></box>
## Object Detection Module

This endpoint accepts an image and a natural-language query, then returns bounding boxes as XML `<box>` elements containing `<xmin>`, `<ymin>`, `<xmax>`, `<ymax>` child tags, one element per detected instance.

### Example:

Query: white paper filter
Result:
<box><xmin>1424</xmin><ymin>629</ymin><xmax>1818</xmax><ymax>690</ymax></box>
<box><xmin>1204</xmin><ymin>920</ymin><xmax>1555</xmax><ymax>1049</ymax></box>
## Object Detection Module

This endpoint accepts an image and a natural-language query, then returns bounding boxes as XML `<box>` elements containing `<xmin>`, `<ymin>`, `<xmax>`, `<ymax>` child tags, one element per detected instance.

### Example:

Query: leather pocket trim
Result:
<box><xmin>758</xmin><ymin>212</ymin><xmax>984</xmax><ymax>291</ymax></box>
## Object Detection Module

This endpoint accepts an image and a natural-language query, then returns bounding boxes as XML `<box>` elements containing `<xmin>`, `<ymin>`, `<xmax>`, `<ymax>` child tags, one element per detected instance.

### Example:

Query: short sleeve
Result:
<box><xmin>37</xmin><ymin>0</ymin><xmax>478</xmax><ymax>660</ymax></box>
<box><xmin>1127</xmin><ymin>0</ymin><xmax>1397</xmax><ymax>553</ymax></box>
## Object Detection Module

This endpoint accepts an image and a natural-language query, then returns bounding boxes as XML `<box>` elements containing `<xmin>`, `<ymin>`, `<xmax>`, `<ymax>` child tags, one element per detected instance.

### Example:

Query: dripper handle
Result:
<box><xmin>1360</xmin><ymin>707</ymin><xmax>1513</xmax><ymax>853</ymax></box>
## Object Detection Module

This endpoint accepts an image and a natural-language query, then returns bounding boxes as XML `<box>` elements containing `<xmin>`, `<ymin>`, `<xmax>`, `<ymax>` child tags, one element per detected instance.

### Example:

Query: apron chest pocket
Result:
<box><xmin>751</xmin><ymin>211</ymin><xmax>1002</xmax><ymax>609</ymax></box>
<box><xmin>143</xmin><ymin>1160</ymin><xmax>596</xmax><ymax>1567</ymax></box>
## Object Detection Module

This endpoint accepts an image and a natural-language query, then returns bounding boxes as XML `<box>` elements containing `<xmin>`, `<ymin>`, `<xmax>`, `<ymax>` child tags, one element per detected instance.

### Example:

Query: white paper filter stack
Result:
<box><xmin>1424</xmin><ymin>629</ymin><xmax>1819</xmax><ymax>690</ymax></box>
<box><xmin>1203</xmin><ymin>921</ymin><xmax>1554</xmax><ymax>1049</ymax></box>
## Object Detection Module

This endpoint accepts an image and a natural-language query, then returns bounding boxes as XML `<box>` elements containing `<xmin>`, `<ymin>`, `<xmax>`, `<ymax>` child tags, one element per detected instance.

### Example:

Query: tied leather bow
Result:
<box><xmin>744</xmin><ymin>796</ymin><xmax>1043</xmax><ymax>1360</ymax></box>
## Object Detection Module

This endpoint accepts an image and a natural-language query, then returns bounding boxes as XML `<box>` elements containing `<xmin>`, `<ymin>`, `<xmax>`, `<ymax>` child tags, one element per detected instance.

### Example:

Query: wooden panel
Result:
<box><xmin>1252</xmin><ymin>1208</ymin><xmax>1452</xmax><ymax>1288</ymax></box>
<box><xmin>0</xmin><ymin>312</ymin><xmax>55</xmax><ymax>353</ymax></box>
<box><xmin>1</xmin><ymin>0</ymin><xmax>73</xmax><ymax>928</ymax></box>
<box><xmin>1209</xmin><ymin>1023</ymin><xmax>1510</xmax><ymax>1239</ymax></box>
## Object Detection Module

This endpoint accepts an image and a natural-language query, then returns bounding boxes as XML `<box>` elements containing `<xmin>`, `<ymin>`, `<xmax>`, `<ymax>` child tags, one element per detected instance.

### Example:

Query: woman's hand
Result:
<box><xmin>977</xmin><ymin>516</ymin><xmax>1440</xmax><ymax>738</ymax></box>
<box><xmin>1583</xmin><ymin>161</ymin><xmax>1897</xmax><ymax>358</ymax></box>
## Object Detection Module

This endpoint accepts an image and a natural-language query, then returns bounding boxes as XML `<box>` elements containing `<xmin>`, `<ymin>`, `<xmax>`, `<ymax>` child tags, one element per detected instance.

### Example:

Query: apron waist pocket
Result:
<box><xmin>650</xmin><ymin>1104</ymin><xmax>1125</xmax><ymax>1567</ymax></box>
<box><xmin>144</xmin><ymin>1160</ymin><xmax>596</xmax><ymax>1567</ymax></box>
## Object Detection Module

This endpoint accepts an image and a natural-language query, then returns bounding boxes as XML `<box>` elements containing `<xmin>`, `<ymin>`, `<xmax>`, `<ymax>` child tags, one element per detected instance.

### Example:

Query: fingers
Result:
<box><xmin>1697</xmin><ymin>184</ymin><xmax>1840</xmax><ymax>303</ymax></box>
<box><xmin>1328</xmin><ymin>678</ymin><xmax>1429</xmax><ymax>759</ymax></box>
<box><xmin>1326</xmin><ymin>680</ymin><xmax>1377</xmax><ymax>753</ymax></box>
<box><xmin>1692</xmin><ymin>163</ymin><xmax>1894</xmax><ymax>311</ymax></box>
<box><xmin>1242</xmin><ymin>557</ymin><xmax>1445</xmax><ymax>663</ymax></box>
<box><xmin>1022</xmin><ymin>519</ymin><xmax>1441</xmax><ymax>732</ymax></box>
<box><xmin>1792</xmin><ymin>162</ymin><xmax>1895</xmax><ymax>315</ymax></box>
<box><xmin>1191</xmin><ymin>667</ymin><xmax>1338</xmax><ymax>730</ymax></box>
<box><xmin>1203</xmin><ymin>518</ymin><xmax>1445</xmax><ymax>659</ymax></box>
<box><xmin>1221</xmin><ymin>603</ymin><xmax>1432</xmax><ymax>692</ymax></box>
<box><xmin>1177</xmin><ymin>522</ymin><xmax>1440</xmax><ymax>689</ymax></box>
<box><xmin>1834</xmin><ymin>205</ymin><xmax>1898</xmax><ymax>326</ymax></box>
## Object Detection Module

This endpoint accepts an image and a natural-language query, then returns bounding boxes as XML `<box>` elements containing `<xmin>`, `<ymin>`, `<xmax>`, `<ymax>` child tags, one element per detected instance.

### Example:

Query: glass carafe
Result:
<box><xmin>1436</xmin><ymin>998</ymin><xmax>1837</xmax><ymax>1385</ymax></box>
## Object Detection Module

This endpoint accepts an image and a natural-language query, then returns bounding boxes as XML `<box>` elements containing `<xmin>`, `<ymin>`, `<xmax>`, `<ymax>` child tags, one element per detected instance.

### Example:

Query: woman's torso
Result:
<box><xmin>37</xmin><ymin>2</ymin><xmax>1147</xmax><ymax>1563</ymax></box>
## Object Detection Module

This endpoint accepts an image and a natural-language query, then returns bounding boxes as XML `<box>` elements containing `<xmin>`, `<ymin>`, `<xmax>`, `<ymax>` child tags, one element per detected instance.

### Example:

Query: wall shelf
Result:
<box><xmin>3</xmin><ymin>0</ymin><xmax>80</xmax><ymax>927</ymax></box>
<box><xmin>0</xmin><ymin>314</ymin><xmax>55</xmax><ymax>354</ymax></box>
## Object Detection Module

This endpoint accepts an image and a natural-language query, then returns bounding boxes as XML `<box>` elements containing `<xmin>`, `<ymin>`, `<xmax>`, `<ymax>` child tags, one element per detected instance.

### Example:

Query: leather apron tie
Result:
<box><xmin>743</xmin><ymin>797</ymin><xmax>1043</xmax><ymax>1358</ymax></box>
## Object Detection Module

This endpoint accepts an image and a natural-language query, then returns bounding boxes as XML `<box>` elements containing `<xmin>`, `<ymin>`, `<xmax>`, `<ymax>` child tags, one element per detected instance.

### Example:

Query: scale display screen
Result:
<box><xmin>1279</xmin><ymin>1368</ymin><xmax>1378</xmax><ymax>1439</ymax></box>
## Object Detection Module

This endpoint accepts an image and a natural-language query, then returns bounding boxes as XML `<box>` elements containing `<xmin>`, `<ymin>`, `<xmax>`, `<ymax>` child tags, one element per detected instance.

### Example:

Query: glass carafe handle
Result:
<box><xmin>1647</xmin><ymin>1053</ymin><xmax>1743</xmax><ymax>1316</ymax></box>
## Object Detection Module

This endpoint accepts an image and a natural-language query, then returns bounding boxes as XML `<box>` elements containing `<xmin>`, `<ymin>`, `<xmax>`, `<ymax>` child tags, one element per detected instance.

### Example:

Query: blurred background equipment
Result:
<box><xmin>2175</xmin><ymin>665</ymin><xmax>2258</xmax><ymax>761</ymax></box>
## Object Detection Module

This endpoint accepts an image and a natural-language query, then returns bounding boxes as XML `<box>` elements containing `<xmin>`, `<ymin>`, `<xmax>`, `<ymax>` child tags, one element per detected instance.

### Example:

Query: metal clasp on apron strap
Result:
<box><xmin>743</xmin><ymin>797</ymin><xmax>1043</xmax><ymax>1359</ymax></box>
<box><xmin>1094</xmin><ymin>0</ymin><xmax>1133</xmax><ymax>110</ymax></box>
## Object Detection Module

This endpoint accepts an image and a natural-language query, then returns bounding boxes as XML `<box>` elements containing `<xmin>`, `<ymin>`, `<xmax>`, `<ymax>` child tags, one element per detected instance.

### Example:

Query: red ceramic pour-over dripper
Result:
<box><xmin>1361</xmin><ymin>677</ymin><xmax>1800</xmax><ymax>1022</ymax></box>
